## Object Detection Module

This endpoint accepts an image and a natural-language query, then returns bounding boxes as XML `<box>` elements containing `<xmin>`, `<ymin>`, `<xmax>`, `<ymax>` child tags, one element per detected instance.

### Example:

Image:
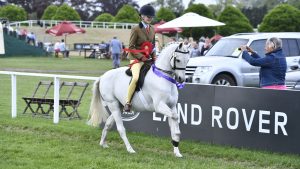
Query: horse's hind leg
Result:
<box><xmin>100</xmin><ymin>114</ymin><xmax>115</xmax><ymax>148</ymax></box>
<box><xmin>107</xmin><ymin>101</ymin><xmax>136</xmax><ymax>153</ymax></box>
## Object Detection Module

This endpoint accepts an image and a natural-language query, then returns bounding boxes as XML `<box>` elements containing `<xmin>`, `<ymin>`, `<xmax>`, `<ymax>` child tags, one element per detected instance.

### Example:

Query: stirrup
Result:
<box><xmin>123</xmin><ymin>103</ymin><xmax>131</xmax><ymax>112</ymax></box>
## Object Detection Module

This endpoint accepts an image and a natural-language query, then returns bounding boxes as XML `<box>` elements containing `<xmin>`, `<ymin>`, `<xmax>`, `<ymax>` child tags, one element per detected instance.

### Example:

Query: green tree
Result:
<box><xmin>218</xmin><ymin>6</ymin><xmax>253</xmax><ymax>36</ymax></box>
<box><xmin>113</xmin><ymin>4</ymin><xmax>139</xmax><ymax>23</ymax></box>
<box><xmin>182</xmin><ymin>4</ymin><xmax>215</xmax><ymax>40</ymax></box>
<box><xmin>153</xmin><ymin>0</ymin><xmax>184</xmax><ymax>16</ymax></box>
<box><xmin>288</xmin><ymin>0</ymin><xmax>300</xmax><ymax>10</ymax></box>
<box><xmin>94</xmin><ymin>13</ymin><xmax>114</xmax><ymax>22</ymax></box>
<box><xmin>259</xmin><ymin>4</ymin><xmax>300</xmax><ymax>32</ymax></box>
<box><xmin>41</xmin><ymin>5</ymin><xmax>58</xmax><ymax>20</ymax></box>
<box><xmin>52</xmin><ymin>4</ymin><xmax>81</xmax><ymax>21</ymax></box>
<box><xmin>155</xmin><ymin>7</ymin><xmax>176</xmax><ymax>22</ymax></box>
<box><xmin>7</xmin><ymin>0</ymin><xmax>53</xmax><ymax>19</ymax></box>
<box><xmin>0</xmin><ymin>4</ymin><xmax>27</xmax><ymax>21</ymax></box>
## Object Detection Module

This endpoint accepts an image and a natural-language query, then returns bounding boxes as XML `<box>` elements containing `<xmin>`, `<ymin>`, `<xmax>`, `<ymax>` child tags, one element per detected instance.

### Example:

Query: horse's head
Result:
<box><xmin>170</xmin><ymin>43</ymin><xmax>190</xmax><ymax>83</ymax></box>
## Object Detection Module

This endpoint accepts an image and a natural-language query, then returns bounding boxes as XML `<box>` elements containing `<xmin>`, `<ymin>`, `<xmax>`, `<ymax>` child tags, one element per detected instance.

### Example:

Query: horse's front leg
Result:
<box><xmin>155</xmin><ymin>102</ymin><xmax>183</xmax><ymax>157</ymax></box>
<box><xmin>169</xmin><ymin>106</ymin><xmax>182</xmax><ymax>157</ymax></box>
<box><xmin>156</xmin><ymin>101</ymin><xmax>179</xmax><ymax>120</ymax></box>
<box><xmin>107</xmin><ymin>101</ymin><xmax>135</xmax><ymax>153</ymax></box>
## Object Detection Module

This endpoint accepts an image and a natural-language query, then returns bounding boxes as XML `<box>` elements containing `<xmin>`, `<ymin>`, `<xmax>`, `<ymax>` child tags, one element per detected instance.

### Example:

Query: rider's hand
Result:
<box><xmin>152</xmin><ymin>56</ymin><xmax>157</xmax><ymax>61</ymax></box>
<box><xmin>140</xmin><ymin>56</ymin><xmax>148</xmax><ymax>62</ymax></box>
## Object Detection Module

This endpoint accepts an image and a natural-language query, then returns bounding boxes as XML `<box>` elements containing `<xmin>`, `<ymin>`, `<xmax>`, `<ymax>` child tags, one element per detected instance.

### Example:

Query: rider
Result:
<box><xmin>123</xmin><ymin>4</ymin><xmax>156</xmax><ymax>112</ymax></box>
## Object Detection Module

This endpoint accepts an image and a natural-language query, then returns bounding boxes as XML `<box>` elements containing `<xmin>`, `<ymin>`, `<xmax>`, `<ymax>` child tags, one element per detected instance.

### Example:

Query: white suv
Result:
<box><xmin>185</xmin><ymin>32</ymin><xmax>300</xmax><ymax>88</ymax></box>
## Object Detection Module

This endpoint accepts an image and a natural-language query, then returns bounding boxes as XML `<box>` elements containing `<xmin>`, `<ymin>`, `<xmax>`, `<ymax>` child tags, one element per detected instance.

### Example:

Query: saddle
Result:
<box><xmin>125</xmin><ymin>61</ymin><xmax>152</xmax><ymax>91</ymax></box>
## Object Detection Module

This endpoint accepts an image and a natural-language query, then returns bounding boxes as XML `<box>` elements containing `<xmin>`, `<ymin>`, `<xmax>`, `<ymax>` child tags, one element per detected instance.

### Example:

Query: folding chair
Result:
<box><xmin>22</xmin><ymin>81</ymin><xmax>53</xmax><ymax>115</ymax></box>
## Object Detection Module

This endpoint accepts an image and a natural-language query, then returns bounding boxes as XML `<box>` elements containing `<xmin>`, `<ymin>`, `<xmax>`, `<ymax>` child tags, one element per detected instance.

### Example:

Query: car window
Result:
<box><xmin>205</xmin><ymin>38</ymin><xmax>248</xmax><ymax>57</ymax></box>
<box><xmin>249</xmin><ymin>39</ymin><xmax>266</xmax><ymax>57</ymax></box>
<box><xmin>282</xmin><ymin>39</ymin><xmax>289</xmax><ymax>56</ymax></box>
<box><xmin>287</xmin><ymin>39</ymin><xmax>300</xmax><ymax>57</ymax></box>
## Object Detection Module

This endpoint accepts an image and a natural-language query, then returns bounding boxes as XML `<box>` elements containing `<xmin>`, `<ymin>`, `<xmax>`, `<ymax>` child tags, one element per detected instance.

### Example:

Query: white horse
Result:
<box><xmin>88</xmin><ymin>43</ymin><xmax>190</xmax><ymax>157</ymax></box>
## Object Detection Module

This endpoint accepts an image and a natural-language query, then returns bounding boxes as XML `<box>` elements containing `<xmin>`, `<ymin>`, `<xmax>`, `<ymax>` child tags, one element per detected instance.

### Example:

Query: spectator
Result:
<box><xmin>198</xmin><ymin>36</ymin><xmax>205</xmax><ymax>53</ymax></box>
<box><xmin>54</xmin><ymin>41</ymin><xmax>60</xmax><ymax>57</ymax></box>
<box><xmin>26</xmin><ymin>32</ymin><xmax>36</xmax><ymax>45</ymax></box>
<box><xmin>59</xmin><ymin>39</ymin><xmax>69</xmax><ymax>58</ymax></box>
<box><xmin>240</xmin><ymin>37</ymin><xmax>287</xmax><ymax>89</ymax></box>
<box><xmin>121</xmin><ymin>42</ymin><xmax>127</xmax><ymax>60</ymax></box>
<box><xmin>154</xmin><ymin>36</ymin><xmax>162</xmax><ymax>56</ymax></box>
<box><xmin>200</xmin><ymin>38</ymin><xmax>212</xmax><ymax>55</ymax></box>
<box><xmin>110</xmin><ymin>36</ymin><xmax>122</xmax><ymax>68</ymax></box>
<box><xmin>190</xmin><ymin>42</ymin><xmax>201</xmax><ymax>58</ymax></box>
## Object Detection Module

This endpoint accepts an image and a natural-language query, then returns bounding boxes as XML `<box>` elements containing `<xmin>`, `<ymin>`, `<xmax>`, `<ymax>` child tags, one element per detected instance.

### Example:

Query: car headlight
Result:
<box><xmin>194</xmin><ymin>66</ymin><xmax>212</xmax><ymax>76</ymax></box>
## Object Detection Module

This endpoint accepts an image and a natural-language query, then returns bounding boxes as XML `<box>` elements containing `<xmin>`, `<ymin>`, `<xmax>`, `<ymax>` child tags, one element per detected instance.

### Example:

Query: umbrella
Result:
<box><xmin>158</xmin><ymin>12</ymin><xmax>225</xmax><ymax>28</ymax></box>
<box><xmin>154</xmin><ymin>20</ymin><xmax>183</xmax><ymax>34</ymax></box>
<box><xmin>45</xmin><ymin>21</ymin><xmax>86</xmax><ymax>43</ymax></box>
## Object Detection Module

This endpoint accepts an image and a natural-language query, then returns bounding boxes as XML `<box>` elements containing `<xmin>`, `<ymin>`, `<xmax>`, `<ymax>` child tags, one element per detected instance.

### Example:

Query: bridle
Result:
<box><xmin>155</xmin><ymin>46</ymin><xmax>189</xmax><ymax>76</ymax></box>
<box><xmin>152</xmin><ymin>45</ymin><xmax>189</xmax><ymax>89</ymax></box>
<box><xmin>170</xmin><ymin>47</ymin><xmax>190</xmax><ymax>70</ymax></box>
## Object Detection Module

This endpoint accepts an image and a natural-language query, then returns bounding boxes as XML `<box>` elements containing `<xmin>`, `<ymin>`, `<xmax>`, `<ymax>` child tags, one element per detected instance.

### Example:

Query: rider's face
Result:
<box><xmin>142</xmin><ymin>15</ymin><xmax>153</xmax><ymax>24</ymax></box>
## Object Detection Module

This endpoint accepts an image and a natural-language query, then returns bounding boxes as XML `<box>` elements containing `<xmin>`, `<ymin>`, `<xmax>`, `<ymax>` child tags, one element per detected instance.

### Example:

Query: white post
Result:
<box><xmin>11</xmin><ymin>74</ymin><xmax>17</xmax><ymax>118</ymax></box>
<box><xmin>53</xmin><ymin>77</ymin><xmax>60</xmax><ymax>124</ymax></box>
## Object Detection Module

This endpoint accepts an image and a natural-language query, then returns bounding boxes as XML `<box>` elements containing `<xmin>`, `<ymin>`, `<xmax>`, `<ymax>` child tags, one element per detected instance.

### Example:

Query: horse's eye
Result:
<box><xmin>176</xmin><ymin>59</ymin><xmax>180</xmax><ymax>63</ymax></box>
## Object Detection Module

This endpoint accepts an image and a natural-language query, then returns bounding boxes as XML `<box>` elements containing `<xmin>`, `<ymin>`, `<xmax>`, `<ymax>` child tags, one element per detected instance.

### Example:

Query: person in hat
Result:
<box><xmin>123</xmin><ymin>4</ymin><xmax>156</xmax><ymax>112</ymax></box>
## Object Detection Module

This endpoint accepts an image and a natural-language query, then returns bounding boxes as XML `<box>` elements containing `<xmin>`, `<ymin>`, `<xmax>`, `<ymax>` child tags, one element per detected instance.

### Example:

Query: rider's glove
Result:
<box><xmin>140</xmin><ymin>56</ymin><xmax>148</xmax><ymax>62</ymax></box>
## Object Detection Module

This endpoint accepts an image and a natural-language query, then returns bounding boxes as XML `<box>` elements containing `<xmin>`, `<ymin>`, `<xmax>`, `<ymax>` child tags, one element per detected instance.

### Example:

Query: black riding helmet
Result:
<box><xmin>139</xmin><ymin>4</ymin><xmax>155</xmax><ymax>17</ymax></box>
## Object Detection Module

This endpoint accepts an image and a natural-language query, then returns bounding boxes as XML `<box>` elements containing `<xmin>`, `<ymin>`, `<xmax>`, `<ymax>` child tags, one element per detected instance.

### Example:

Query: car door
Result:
<box><xmin>282</xmin><ymin>39</ymin><xmax>300</xmax><ymax>71</ymax></box>
<box><xmin>241</xmin><ymin>39</ymin><xmax>265</xmax><ymax>87</ymax></box>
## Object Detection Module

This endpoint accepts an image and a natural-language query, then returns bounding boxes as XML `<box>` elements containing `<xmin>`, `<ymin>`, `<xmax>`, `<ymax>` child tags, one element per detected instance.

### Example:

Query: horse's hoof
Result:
<box><xmin>173</xmin><ymin>147</ymin><xmax>183</xmax><ymax>158</ymax></box>
<box><xmin>100</xmin><ymin>142</ymin><xmax>109</xmax><ymax>148</ymax></box>
<box><xmin>127</xmin><ymin>148</ymin><xmax>136</xmax><ymax>154</ymax></box>
<box><xmin>174</xmin><ymin>152</ymin><xmax>183</xmax><ymax>158</ymax></box>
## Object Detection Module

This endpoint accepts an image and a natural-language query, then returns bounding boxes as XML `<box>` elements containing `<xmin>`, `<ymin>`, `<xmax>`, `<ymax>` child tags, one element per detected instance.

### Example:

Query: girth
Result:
<box><xmin>125</xmin><ymin>62</ymin><xmax>151</xmax><ymax>92</ymax></box>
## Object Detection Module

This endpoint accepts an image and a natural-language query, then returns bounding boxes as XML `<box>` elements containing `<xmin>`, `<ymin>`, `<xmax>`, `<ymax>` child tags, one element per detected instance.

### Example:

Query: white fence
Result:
<box><xmin>9</xmin><ymin>20</ymin><xmax>138</xmax><ymax>30</ymax></box>
<box><xmin>0</xmin><ymin>71</ymin><xmax>98</xmax><ymax>124</ymax></box>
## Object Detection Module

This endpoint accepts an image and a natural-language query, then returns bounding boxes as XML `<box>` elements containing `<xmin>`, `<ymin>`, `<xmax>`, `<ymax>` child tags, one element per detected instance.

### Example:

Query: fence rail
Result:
<box><xmin>0</xmin><ymin>71</ymin><xmax>98</xmax><ymax>124</ymax></box>
<box><xmin>9</xmin><ymin>20</ymin><xmax>138</xmax><ymax>30</ymax></box>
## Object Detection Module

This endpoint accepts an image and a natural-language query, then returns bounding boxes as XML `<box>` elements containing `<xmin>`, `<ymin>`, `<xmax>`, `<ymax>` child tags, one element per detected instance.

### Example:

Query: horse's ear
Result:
<box><xmin>178</xmin><ymin>42</ymin><xmax>183</xmax><ymax>49</ymax></box>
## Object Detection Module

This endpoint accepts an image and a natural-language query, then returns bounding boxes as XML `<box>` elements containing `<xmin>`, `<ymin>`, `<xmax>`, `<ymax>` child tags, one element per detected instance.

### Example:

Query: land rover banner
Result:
<box><xmin>122</xmin><ymin>84</ymin><xmax>300</xmax><ymax>155</ymax></box>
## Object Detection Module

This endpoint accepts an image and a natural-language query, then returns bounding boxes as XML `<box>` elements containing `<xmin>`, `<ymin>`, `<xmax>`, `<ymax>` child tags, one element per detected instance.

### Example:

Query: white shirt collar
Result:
<box><xmin>141</xmin><ymin>21</ymin><xmax>149</xmax><ymax>28</ymax></box>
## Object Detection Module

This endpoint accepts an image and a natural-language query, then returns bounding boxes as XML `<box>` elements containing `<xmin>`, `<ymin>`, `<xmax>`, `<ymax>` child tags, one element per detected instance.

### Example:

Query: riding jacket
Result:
<box><xmin>128</xmin><ymin>22</ymin><xmax>155</xmax><ymax>60</ymax></box>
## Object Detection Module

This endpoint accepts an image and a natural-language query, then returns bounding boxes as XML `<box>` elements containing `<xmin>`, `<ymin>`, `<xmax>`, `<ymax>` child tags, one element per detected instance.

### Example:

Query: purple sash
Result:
<box><xmin>152</xmin><ymin>64</ymin><xmax>185</xmax><ymax>89</ymax></box>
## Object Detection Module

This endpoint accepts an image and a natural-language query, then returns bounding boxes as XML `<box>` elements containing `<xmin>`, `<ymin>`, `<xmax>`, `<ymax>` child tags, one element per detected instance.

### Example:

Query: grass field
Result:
<box><xmin>0</xmin><ymin>56</ymin><xmax>300</xmax><ymax>169</ymax></box>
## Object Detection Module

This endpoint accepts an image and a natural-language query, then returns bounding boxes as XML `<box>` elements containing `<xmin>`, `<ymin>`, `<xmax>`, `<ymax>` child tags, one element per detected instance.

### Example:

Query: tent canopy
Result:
<box><xmin>158</xmin><ymin>12</ymin><xmax>225</xmax><ymax>28</ymax></box>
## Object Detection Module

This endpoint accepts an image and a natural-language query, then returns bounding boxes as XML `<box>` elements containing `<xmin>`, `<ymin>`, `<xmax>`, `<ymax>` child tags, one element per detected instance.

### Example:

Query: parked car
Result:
<box><xmin>286</xmin><ymin>67</ymin><xmax>300</xmax><ymax>90</ymax></box>
<box><xmin>185</xmin><ymin>32</ymin><xmax>300</xmax><ymax>88</ymax></box>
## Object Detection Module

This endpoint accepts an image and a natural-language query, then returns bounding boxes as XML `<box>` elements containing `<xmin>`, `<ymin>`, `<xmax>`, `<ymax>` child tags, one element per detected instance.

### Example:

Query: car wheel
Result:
<box><xmin>212</xmin><ymin>74</ymin><xmax>237</xmax><ymax>86</ymax></box>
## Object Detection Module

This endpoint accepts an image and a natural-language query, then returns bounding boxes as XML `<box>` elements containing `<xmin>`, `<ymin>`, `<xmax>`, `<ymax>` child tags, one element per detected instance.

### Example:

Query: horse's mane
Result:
<box><xmin>159</xmin><ymin>42</ymin><xmax>180</xmax><ymax>57</ymax></box>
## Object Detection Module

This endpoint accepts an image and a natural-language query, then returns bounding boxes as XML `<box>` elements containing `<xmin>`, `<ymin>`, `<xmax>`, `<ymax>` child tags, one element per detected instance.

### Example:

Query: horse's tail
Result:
<box><xmin>87</xmin><ymin>77</ymin><xmax>109</xmax><ymax>127</ymax></box>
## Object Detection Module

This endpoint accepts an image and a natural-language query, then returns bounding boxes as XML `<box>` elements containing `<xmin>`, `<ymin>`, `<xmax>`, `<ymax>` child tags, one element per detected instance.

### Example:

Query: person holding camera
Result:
<box><xmin>240</xmin><ymin>37</ymin><xmax>287</xmax><ymax>89</ymax></box>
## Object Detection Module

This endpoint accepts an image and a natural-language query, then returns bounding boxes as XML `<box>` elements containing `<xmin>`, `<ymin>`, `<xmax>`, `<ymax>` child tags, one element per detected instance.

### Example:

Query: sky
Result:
<box><xmin>137</xmin><ymin>0</ymin><xmax>217</xmax><ymax>8</ymax></box>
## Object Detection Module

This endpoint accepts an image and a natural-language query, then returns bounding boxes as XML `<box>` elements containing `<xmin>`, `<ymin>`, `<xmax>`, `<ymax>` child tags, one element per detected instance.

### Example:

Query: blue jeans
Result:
<box><xmin>112</xmin><ymin>53</ymin><xmax>120</xmax><ymax>68</ymax></box>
